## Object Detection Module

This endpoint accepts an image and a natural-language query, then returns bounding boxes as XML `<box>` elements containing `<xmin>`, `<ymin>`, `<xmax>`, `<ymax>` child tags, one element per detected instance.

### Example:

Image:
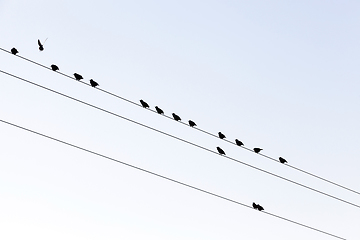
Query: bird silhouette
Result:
<box><xmin>217</xmin><ymin>147</ymin><xmax>225</xmax><ymax>155</ymax></box>
<box><xmin>218</xmin><ymin>132</ymin><xmax>226</xmax><ymax>139</ymax></box>
<box><xmin>155</xmin><ymin>106</ymin><xmax>164</xmax><ymax>114</ymax></box>
<box><xmin>51</xmin><ymin>64</ymin><xmax>59</xmax><ymax>71</ymax></box>
<box><xmin>11</xmin><ymin>48</ymin><xmax>18</xmax><ymax>55</ymax></box>
<box><xmin>38</xmin><ymin>39</ymin><xmax>44</xmax><ymax>51</ymax></box>
<box><xmin>235</xmin><ymin>139</ymin><xmax>244</xmax><ymax>146</ymax></box>
<box><xmin>73</xmin><ymin>73</ymin><xmax>83</xmax><ymax>81</ymax></box>
<box><xmin>253</xmin><ymin>148</ymin><xmax>262</xmax><ymax>153</ymax></box>
<box><xmin>172</xmin><ymin>113</ymin><xmax>181</xmax><ymax>121</ymax></box>
<box><xmin>279</xmin><ymin>157</ymin><xmax>287</xmax><ymax>164</ymax></box>
<box><xmin>257</xmin><ymin>204</ymin><xmax>264</xmax><ymax>211</ymax></box>
<box><xmin>252</xmin><ymin>202</ymin><xmax>258</xmax><ymax>210</ymax></box>
<box><xmin>140</xmin><ymin>100</ymin><xmax>149</xmax><ymax>108</ymax></box>
<box><xmin>90</xmin><ymin>79</ymin><xmax>99</xmax><ymax>88</ymax></box>
<box><xmin>188</xmin><ymin>120</ymin><xmax>196</xmax><ymax>127</ymax></box>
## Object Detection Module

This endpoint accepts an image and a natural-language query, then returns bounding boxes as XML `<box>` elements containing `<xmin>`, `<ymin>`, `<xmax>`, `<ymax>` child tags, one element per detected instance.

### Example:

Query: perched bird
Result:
<box><xmin>235</xmin><ymin>139</ymin><xmax>244</xmax><ymax>146</ymax></box>
<box><xmin>140</xmin><ymin>100</ymin><xmax>149</xmax><ymax>108</ymax></box>
<box><xmin>90</xmin><ymin>79</ymin><xmax>99</xmax><ymax>88</ymax></box>
<box><xmin>50</xmin><ymin>64</ymin><xmax>59</xmax><ymax>71</ymax></box>
<box><xmin>155</xmin><ymin>106</ymin><xmax>164</xmax><ymax>114</ymax></box>
<box><xmin>279</xmin><ymin>157</ymin><xmax>287</xmax><ymax>164</ymax></box>
<box><xmin>252</xmin><ymin>202</ymin><xmax>258</xmax><ymax>210</ymax></box>
<box><xmin>11</xmin><ymin>48</ymin><xmax>18</xmax><ymax>55</ymax></box>
<box><xmin>38</xmin><ymin>39</ymin><xmax>44</xmax><ymax>51</ymax></box>
<box><xmin>253</xmin><ymin>148</ymin><xmax>262</xmax><ymax>153</ymax></box>
<box><xmin>73</xmin><ymin>73</ymin><xmax>83</xmax><ymax>81</ymax></box>
<box><xmin>218</xmin><ymin>132</ymin><xmax>226</xmax><ymax>139</ymax></box>
<box><xmin>257</xmin><ymin>204</ymin><xmax>264</xmax><ymax>211</ymax></box>
<box><xmin>217</xmin><ymin>147</ymin><xmax>225</xmax><ymax>155</ymax></box>
<box><xmin>172</xmin><ymin>113</ymin><xmax>181</xmax><ymax>121</ymax></box>
<box><xmin>188</xmin><ymin>120</ymin><xmax>196</xmax><ymax>127</ymax></box>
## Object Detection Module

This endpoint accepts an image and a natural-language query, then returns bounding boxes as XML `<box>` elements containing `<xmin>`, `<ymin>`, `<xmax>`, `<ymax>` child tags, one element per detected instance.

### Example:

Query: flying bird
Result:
<box><xmin>90</xmin><ymin>79</ymin><xmax>99</xmax><ymax>88</ymax></box>
<box><xmin>218</xmin><ymin>132</ymin><xmax>226</xmax><ymax>139</ymax></box>
<box><xmin>140</xmin><ymin>100</ymin><xmax>149</xmax><ymax>108</ymax></box>
<box><xmin>253</xmin><ymin>148</ymin><xmax>262</xmax><ymax>153</ymax></box>
<box><xmin>38</xmin><ymin>39</ymin><xmax>44</xmax><ymax>51</ymax></box>
<box><xmin>155</xmin><ymin>106</ymin><xmax>164</xmax><ymax>114</ymax></box>
<box><xmin>188</xmin><ymin>120</ymin><xmax>196</xmax><ymax>127</ymax></box>
<box><xmin>279</xmin><ymin>157</ymin><xmax>287</xmax><ymax>164</ymax></box>
<box><xmin>73</xmin><ymin>73</ymin><xmax>83</xmax><ymax>81</ymax></box>
<box><xmin>172</xmin><ymin>113</ymin><xmax>181</xmax><ymax>121</ymax></box>
<box><xmin>51</xmin><ymin>64</ymin><xmax>59</xmax><ymax>71</ymax></box>
<box><xmin>216</xmin><ymin>147</ymin><xmax>225</xmax><ymax>155</ymax></box>
<box><xmin>11</xmin><ymin>48</ymin><xmax>18</xmax><ymax>55</ymax></box>
<box><xmin>235</xmin><ymin>139</ymin><xmax>244</xmax><ymax>146</ymax></box>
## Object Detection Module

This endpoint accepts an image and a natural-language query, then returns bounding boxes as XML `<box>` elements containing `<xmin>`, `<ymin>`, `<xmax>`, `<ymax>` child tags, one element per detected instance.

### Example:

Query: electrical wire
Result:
<box><xmin>0</xmin><ymin>118</ymin><xmax>347</xmax><ymax>240</ymax></box>
<box><xmin>1</xmin><ymin>68</ymin><xmax>359</xmax><ymax>210</ymax></box>
<box><xmin>1</xmin><ymin>47</ymin><xmax>359</xmax><ymax>196</ymax></box>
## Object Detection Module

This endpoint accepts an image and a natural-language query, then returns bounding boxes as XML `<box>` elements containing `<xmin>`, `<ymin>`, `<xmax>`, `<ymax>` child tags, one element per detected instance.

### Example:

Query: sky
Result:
<box><xmin>0</xmin><ymin>0</ymin><xmax>359</xmax><ymax>239</ymax></box>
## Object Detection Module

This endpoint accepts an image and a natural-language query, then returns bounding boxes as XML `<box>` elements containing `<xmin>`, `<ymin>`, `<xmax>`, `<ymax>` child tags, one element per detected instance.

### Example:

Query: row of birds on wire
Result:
<box><xmin>139</xmin><ymin>99</ymin><xmax>288</xmax><ymax>164</ymax></box>
<box><xmin>10</xmin><ymin>44</ymin><xmax>288</xmax><ymax>165</ymax></box>
<box><xmin>8</xmin><ymin>41</ymin><xmax>293</xmax><ymax>212</ymax></box>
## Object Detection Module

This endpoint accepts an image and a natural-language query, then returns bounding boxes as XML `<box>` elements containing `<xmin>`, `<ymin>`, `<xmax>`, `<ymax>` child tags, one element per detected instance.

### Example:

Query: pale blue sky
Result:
<box><xmin>0</xmin><ymin>1</ymin><xmax>359</xmax><ymax>239</ymax></box>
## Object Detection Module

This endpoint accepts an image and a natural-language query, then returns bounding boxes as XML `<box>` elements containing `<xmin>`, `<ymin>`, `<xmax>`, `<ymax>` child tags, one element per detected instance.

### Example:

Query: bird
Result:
<box><xmin>140</xmin><ymin>100</ymin><xmax>149</xmax><ymax>108</ymax></box>
<box><xmin>155</xmin><ymin>106</ymin><xmax>164</xmax><ymax>114</ymax></box>
<box><xmin>90</xmin><ymin>79</ymin><xmax>99</xmax><ymax>88</ymax></box>
<box><xmin>217</xmin><ymin>147</ymin><xmax>225</xmax><ymax>155</ymax></box>
<box><xmin>235</xmin><ymin>139</ymin><xmax>244</xmax><ymax>146</ymax></box>
<box><xmin>252</xmin><ymin>202</ymin><xmax>258</xmax><ymax>210</ymax></box>
<box><xmin>253</xmin><ymin>148</ymin><xmax>262</xmax><ymax>153</ymax></box>
<box><xmin>218</xmin><ymin>132</ymin><xmax>226</xmax><ymax>139</ymax></box>
<box><xmin>257</xmin><ymin>204</ymin><xmax>264</xmax><ymax>211</ymax></box>
<box><xmin>11</xmin><ymin>48</ymin><xmax>18</xmax><ymax>55</ymax></box>
<box><xmin>50</xmin><ymin>64</ymin><xmax>59</xmax><ymax>71</ymax></box>
<box><xmin>73</xmin><ymin>73</ymin><xmax>83</xmax><ymax>81</ymax></box>
<box><xmin>279</xmin><ymin>157</ymin><xmax>287</xmax><ymax>164</ymax></box>
<box><xmin>188</xmin><ymin>120</ymin><xmax>196</xmax><ymax>127</ymax></box>
<box><xmin>38</xmin><ymin>39</ymin><xmax>44</xmax><ymax>51</ymax></box>
<box><xmin>172</xmin><ymin>113</ymin><xmax>181</xmax><ymax>121</ymax></box>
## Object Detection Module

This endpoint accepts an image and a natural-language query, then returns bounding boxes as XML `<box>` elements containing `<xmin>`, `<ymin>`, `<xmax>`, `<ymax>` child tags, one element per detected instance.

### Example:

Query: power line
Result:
<box><xmin>1</xmin><ymin>47</ymin><xmax>359</xmax><ymax>196</ymax></box>
<box><xmin>1</xmin><ymin>69</ymin><xmax>359</xmax><ymax>210</ymax></box>
<box><xmin>0</xmin><ymin>118</ymin><xmax>347</xmax><ymax>240</ymax></box>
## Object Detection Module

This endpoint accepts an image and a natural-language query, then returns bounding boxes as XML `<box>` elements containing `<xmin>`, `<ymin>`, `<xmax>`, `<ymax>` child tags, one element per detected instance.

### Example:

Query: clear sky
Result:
<box><xmin>0</xmin><ymin>1</ymin><xmax>359</xmax><ymax>239</ymax></box>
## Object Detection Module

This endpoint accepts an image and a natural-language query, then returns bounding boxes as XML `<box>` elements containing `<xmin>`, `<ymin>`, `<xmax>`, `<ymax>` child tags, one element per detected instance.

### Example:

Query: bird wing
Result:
<box><xmin>38</xmin><ymin>39</ymin><xmax>42</xmax><ymax>46</ymax></box>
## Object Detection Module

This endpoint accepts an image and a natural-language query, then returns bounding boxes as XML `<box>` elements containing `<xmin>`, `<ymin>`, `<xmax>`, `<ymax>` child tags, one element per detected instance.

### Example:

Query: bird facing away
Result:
<box><xmin>50</xmin><ymin>64</ymin><xmax>59</xmax><ymax>71</ymax></box>
<box><xmin>253</xmin><ymin>148</ymin><xmax>262</xmax><ymax>153</ymax></box>
<box><xmin>11</xmin><ymin>48</ymin><xmax>18</xmax><ymax>55</ymax></box>
<box><xmin>38</xmin><ymin>39</ymin><xmax>44</xmax><ymax>51</ymax></box>
<box><xmin>172</xmin><ymin>113</ymin><xmax>181</xmax><ymax>121</ymax></box>
<box><xmin>216</xmin><ymin>147</ymin><xmax>225</xmax><ymax>155</ymax></box>
<box><xmin>279</xmin><ymin>157</ymin><xmax>287</xmax><ymax>164</ymax></box>
<box><xmin>235</xmin><ymin>139</ymin><xmax>244</xmax><ymax>146</ymax></box>
<box><xmin>218</xmin><ymin>132</ymin><xmax>226</xmax><ymax>139</ymax></box>
<box><xmin>73</xmin><ymin>73</ymin><xmax>83</xmax><ymax>81</ymax></box>
<box><xmin>155</xmin><ymin>106</ymin><xmax>164</xmax><ymax>114</ymax></box>
<box><xmin>90</xmin><ymin>79</ymin><xmax>99</xmax><ymax>88</ymax></box>
<box><xmin>140</xmin><ymin>100</ymin><xmax>149</xmax><ymax>108</ymax></box>
<box><xmin>188</xmin><ymin>120</ymin><xmax>196</xmax><ymax>127</ymax></box>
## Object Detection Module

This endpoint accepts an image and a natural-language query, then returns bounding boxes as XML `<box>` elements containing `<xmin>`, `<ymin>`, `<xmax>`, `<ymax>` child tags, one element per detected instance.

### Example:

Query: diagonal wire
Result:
<box><xmin>0</xmin><ymin>118</ymin><xmax>347</xmax><ymax>240</ymax></box>
<box><xmin>1</xmin><ymin>47</ymin><xmax>359</xmax><ymax>196</ymax></box>
<box><xmin>1</xmin><ymin>69</ymin><xmax>359</xmax><ymax>210</ymax></box>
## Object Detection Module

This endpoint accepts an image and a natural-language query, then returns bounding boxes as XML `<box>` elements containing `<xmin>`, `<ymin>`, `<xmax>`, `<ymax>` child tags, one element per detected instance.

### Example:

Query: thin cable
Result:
<box><xmin>1</xmin><ymin>69</ymin><xmax>359</xmax><ymax>210</ymax></box>
<box><xmin>0</xmin><ymin>119</ymin><xmax>347</xmax><ymax>240</ymax></box>
<box><xmin>1</xmin><ymin>47</ymin><xmax>359</xmax><ymax>196</ymax></box>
